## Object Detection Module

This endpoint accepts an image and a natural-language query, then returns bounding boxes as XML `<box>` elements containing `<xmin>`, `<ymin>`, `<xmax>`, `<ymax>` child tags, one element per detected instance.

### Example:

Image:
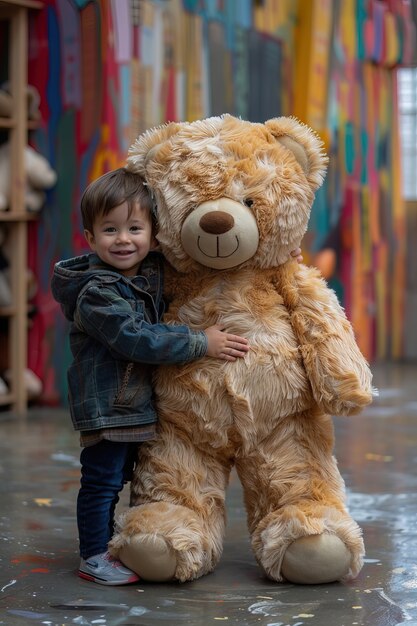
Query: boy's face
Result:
<box><xmin>84</xmin><ymin>201</ymin><xmax>157</xmax><ymax>276</ymax></box>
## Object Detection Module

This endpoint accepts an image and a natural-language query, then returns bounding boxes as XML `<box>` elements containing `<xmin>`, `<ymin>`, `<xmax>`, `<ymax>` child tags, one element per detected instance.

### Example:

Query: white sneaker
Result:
<box><xmin>79</xmin><ymin>551</ymin><xmax>139</xmax><ymax>586</ymax></box>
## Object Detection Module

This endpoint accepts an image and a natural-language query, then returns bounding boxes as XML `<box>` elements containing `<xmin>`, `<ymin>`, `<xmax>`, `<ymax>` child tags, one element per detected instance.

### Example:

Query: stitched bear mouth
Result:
<box><xmin>197</xmin><ymin>235</ymin><xmax>240</xmax><ymax>259</ymax></box>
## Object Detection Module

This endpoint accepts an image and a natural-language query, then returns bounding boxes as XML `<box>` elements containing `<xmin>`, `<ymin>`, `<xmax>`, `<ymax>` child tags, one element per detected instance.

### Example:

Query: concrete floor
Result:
<box><xmin>1</xmin><ymin>362</ymin><xmax>417</xmax><ymax>626</ymax></box>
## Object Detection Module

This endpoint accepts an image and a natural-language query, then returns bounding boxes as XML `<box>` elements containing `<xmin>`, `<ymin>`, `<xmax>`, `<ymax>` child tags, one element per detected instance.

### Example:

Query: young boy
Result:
<box><xmin>51</xmin><ymin>168</ymin><xmax>250</xmax><ymax>586</ymax></box>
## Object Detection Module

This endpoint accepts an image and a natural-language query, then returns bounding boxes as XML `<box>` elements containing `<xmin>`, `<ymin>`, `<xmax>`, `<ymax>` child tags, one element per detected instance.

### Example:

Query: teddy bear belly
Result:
<box><xmin>155</xmin><ymin>351</ymin><xmax>313</xmax><ymax>451</ymax></box>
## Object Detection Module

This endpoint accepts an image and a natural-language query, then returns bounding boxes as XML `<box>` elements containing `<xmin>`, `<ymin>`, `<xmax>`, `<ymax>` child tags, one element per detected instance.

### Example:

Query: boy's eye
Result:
<box><xmin>104</xmin><ymin>227</ymin><xmax>116</xmax><ymax>233</ymax></box>
<box><xmin>130</xmin><ymin>225</ymin><xmax>142</xmax><ymax>232</ymax></box>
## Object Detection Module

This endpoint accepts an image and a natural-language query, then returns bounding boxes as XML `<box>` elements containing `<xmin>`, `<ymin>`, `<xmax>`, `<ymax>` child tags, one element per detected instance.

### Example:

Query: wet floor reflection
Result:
<box><xmin>0</xmin><ymin>362</ymin><xmax>416</xmax><ymax>626</ymax></box>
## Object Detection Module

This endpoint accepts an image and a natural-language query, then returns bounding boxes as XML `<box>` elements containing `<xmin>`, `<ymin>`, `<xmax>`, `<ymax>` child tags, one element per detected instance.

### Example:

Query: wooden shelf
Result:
<box><xmin>0</xmin><ymin>392</ymin><xmax>14</xmax><ymax>406</ymax></box>
<box><xmin>0</xmin><ymin>211</ymin><xmax>39</xmax><ymax>221</ymax></box>
<box><xmin>0</xmin><ymin>306</ymin><xmax>16</xmax><ymax>316</ymax></box>
<box><xmin>0</xmin><ymin>117</ymin><xmax>41</xmax><ymax>130</ymax></box>
<box><xmin>0</xmin><ymin>304</ymin><xmax>33</xmax><ymax>317</ymax></box>
<box><xmin>0</xmin><ymin>117</ymin><xmax>14</xmax><ymax>129</ymax></box>
<box><xmin>0</xmin><ymin>0</ymin><xmax>42</xmax><ymax>10</ymax></box>
<box><xmin>0</xmin><ymin>0</ymin><xmax>42</xmax><ymax>416</ymax></box>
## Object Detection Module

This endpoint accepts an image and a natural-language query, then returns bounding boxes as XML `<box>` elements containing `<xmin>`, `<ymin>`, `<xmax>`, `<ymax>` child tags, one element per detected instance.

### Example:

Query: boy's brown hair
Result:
<box><xmin>81</xmin><ymin>167</ymin><xmax>154</xmax><ymax>233</ymax></box>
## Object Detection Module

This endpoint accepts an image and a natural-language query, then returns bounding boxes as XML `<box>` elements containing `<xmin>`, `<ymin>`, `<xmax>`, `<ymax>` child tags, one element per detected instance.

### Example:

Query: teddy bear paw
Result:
<box><xmin>281</xmin><ymin>534</ymin><xmax>351</xmax><ymax>584</ymax></box>
<box><xmin>118</xmin><ymin>534</ymin><xmax>177</xmax><ymax>582</ymax></box>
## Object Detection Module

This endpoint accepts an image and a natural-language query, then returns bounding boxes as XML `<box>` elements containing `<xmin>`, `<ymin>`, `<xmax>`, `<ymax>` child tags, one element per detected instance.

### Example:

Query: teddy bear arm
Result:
<box><xmin>288</xmin><ymin>267</ymin><xmax>373</xmax><ymax>416</ymax></box>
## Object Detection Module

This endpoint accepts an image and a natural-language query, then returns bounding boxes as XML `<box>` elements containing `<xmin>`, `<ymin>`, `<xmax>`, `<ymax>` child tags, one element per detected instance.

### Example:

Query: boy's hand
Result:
<box><xmin>291</xmin><ymin>247</ymin><xmax>303</xmax><ymax>263</ymax></box>
<box><xmin>204</xmin><ymin>325</ymin><xmax>250</xmax><ymax>361</ymax></box>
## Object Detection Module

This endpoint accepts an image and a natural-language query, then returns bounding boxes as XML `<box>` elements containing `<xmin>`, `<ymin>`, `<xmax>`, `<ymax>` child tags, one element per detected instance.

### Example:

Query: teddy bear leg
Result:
<box><xmin>111</xmin><ymin>499</ymin><xmax>227</xmax><ymax>583</ymax></box>
<box><xmin>110</xmin><ymin>425</ymin><xmax>232</xmax><ymax>582</ymax></box>
<box><xmin>111</xmin><ymin>501</ymin><xmax>221</xmax><ymax>582</ymax></box>
<box><xmin>237</xmin><ymin>411</ymin><xmax>364</xmax><ymax>584</ymax></box>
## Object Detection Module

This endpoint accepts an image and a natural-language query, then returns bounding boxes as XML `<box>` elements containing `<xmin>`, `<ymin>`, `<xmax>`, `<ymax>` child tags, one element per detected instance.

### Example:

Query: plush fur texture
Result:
<box><xmin>109</xmin><ymin>115</ymin><xmax>373</xmax><ymax>584</ymax></box>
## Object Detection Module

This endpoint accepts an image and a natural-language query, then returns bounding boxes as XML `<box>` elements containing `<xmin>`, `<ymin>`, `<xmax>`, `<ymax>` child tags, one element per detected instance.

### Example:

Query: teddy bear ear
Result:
<box><xmin>265</xmin><ymin>116</ymin><xmax>328</xmax><ymax>190</ymax></box>
<box><xmin>126</xmin><ymin>122</ymin><xmax>184</xmax><ymax>176</ymax></box>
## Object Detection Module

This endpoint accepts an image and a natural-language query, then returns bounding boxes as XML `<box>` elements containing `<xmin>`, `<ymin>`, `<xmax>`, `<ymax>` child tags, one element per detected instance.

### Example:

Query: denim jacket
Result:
<box><xmin>51</xmin><ymin>252</ymin><xmax>207</xmax><ymax>431</ymax></box>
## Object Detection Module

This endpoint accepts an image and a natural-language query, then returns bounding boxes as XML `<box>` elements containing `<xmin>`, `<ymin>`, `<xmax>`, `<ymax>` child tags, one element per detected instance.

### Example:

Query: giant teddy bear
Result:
<box><xmin>109</xmin><ymin>115</ymin><xmax>373</xmax><ymax>585</ymax></box>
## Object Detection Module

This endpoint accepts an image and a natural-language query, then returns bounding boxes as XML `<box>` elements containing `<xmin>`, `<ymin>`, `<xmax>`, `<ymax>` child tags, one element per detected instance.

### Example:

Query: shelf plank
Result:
<box><xmin>0</xmin><ymin>211</ymin><xmax>38</xmax><ymax>221</ymax></box>
<box><xmin>0</xmin><ymin>305</ymin><xmax>33</xmax><ymax>317</ymax></box>
<box><xmin>4</xmin><ymin>0</ymin><xmax>31</xmax><ymax>416</ymax></box>
<box><xmin>0</xmin><ymin>306</ymin><xmax>17</xmax><ymax>317</ymax></box>
<box><xmin>0</xmin><ymin>393</ymin><xmax>14</xmax><ymax>406</ymax></box>
<box><xmin>0</xmin><ymin>117</ymin><xmax>14</xmax><ymax>128</ymax></box>
<box><xmin>0</xmin><ymin>117</ymin><xmax>41</xmax><ymax>130</ymax></box>
<box><xmin>0</xmin><ymin>1</ymin><xmax>42</xmax><ymax>10</ymax></box>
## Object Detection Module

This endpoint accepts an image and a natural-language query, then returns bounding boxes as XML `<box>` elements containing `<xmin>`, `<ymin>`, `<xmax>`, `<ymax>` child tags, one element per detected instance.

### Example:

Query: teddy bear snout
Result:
<box><xmin>199</xmin><ymin>211</ymin><xmax>235</xmax><ymax>235</ymax></box>
<box><xmin>180</xmin><ymin>198</ymin><xmax>259</xmax><ymax>269</ymax></box>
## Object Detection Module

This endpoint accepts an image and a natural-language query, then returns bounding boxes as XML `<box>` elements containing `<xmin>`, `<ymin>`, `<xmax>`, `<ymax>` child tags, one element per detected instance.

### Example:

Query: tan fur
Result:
<box><xmin>109</xmin><ymin>116</ymin><xmax>372</xmax><ymax>584</ymax></box>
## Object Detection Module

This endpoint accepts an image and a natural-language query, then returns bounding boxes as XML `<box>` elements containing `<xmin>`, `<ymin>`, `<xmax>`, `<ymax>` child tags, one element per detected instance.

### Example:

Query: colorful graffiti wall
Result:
<box><xmin>304</xmin><ymin>0</ymin><xmax>413</xmax><ymax>360</ymax></box>
<box><xmin>25</xmin><ymin>0</ymin><xmax>413</xmax><ymax>404</ymax></box>
<box><xmin>27</xmin><ymin>0</ymin><xmax>299</xmax><ymax>403</ymax></box>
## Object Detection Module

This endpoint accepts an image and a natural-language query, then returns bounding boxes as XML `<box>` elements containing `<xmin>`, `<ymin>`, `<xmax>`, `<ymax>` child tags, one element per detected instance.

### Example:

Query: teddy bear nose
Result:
<box><xmin>199</xmin><ymin>211</ymin><xmax>235</xmax><ymax>235</ymax></box>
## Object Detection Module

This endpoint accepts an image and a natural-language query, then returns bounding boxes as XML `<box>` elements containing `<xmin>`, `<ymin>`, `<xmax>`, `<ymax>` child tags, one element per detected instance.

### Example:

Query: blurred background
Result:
<box><xmin>0</xmin><ymin>0</ymin><xmax>416</xmax><ymax>413</ymax></box>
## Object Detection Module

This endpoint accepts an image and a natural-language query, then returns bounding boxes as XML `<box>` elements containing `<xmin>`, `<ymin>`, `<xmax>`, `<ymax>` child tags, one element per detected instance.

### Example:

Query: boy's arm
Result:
<box><xmin>75</xmin><ymin>284</ymin><xmax>248</xmax><ymax>365</ymax></box>
<box><xmin>75</xmin><ymin>284</ymin><xmax>207</xmax><ymax>365</ymax></box>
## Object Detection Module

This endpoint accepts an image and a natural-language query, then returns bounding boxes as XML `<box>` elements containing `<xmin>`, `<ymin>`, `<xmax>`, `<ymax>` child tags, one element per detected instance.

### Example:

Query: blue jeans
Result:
<box><xmin>77</xmin><ymin>440</ymin><xmax>138</xmax><ymax>559</ymax></box>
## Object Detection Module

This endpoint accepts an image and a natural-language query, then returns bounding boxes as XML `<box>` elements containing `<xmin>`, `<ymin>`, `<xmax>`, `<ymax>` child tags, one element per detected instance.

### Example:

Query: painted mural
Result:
<box><xmin>306</xmin><ymin>0</ymin><xmax>413</xmax><ymax>360</ymax></box>
<box><xmin>26</xmin><ymin>0</ymin><xmax>298</xmax><ymax>403</ymax></box>
<box><xmin>25</xmin><ymin>0</ymin><xmax>413</xmax><ymax>404</ymax></box>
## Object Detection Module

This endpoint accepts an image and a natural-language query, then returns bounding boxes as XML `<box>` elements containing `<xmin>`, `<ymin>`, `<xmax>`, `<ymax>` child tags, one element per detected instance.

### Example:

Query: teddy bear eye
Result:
<box><xmin>244</xmin><ymin>199</ymin><xmax>254</xmax><ymax>208</ymax></box>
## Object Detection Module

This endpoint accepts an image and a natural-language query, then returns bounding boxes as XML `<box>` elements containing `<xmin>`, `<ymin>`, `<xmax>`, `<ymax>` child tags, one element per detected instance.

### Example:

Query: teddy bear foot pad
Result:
<box><xmin>119</xmin><ymin>535</ymin><xmax>177</xmax><ymax>582</ymax></box>
<box><xmin>281</xmin><ymin>534</ymin><xmax>351</xmax><ymax>584</ymax></box>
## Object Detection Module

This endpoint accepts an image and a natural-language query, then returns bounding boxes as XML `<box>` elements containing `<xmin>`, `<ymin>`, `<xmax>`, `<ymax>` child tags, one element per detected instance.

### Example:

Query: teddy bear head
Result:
<box><xmin>127</xmin><ymin>115</ymin><xmax>328</xmax><ymax>273</ymax></box>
